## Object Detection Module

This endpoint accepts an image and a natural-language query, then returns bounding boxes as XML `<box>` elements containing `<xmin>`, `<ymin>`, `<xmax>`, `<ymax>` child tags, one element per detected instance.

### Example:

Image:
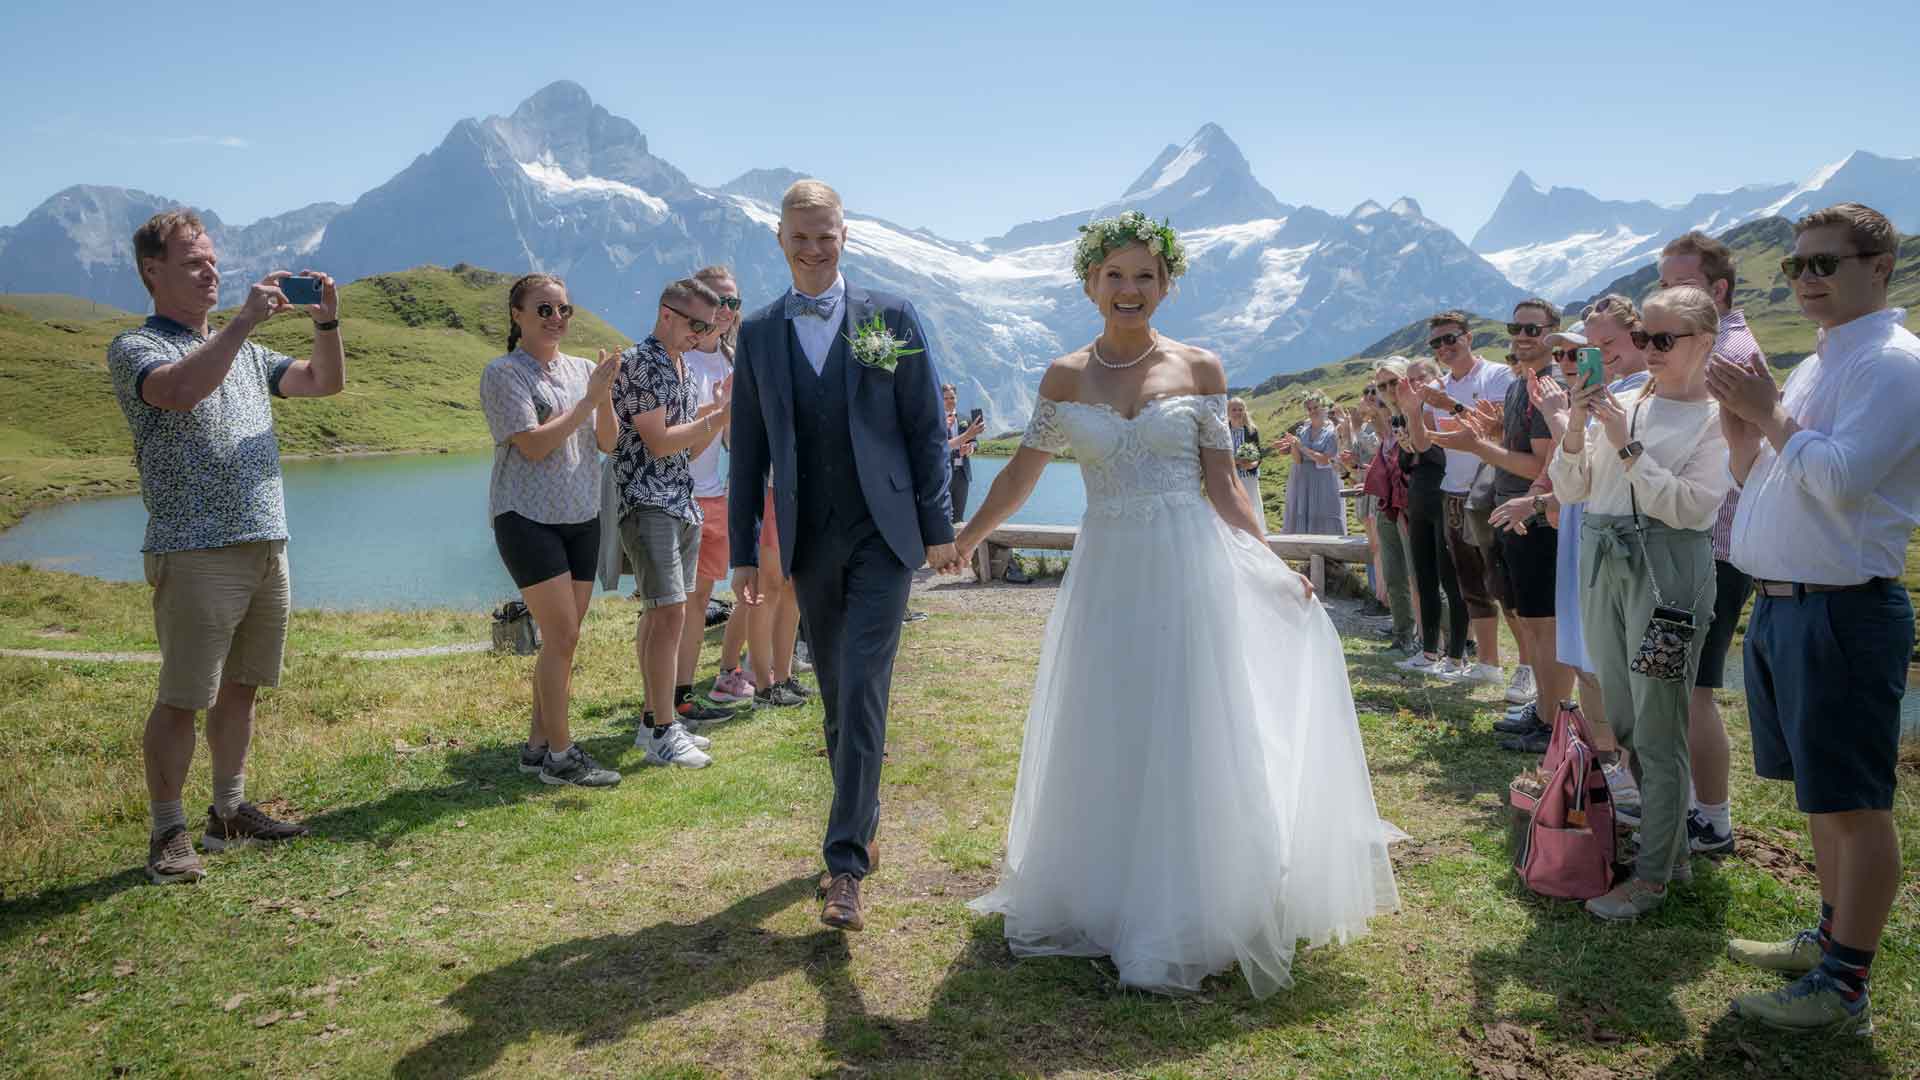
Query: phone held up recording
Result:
<box><xmin>280</xmin><ymin>275</ymin><xmax>323</xmax><ymax>306</ymax></box>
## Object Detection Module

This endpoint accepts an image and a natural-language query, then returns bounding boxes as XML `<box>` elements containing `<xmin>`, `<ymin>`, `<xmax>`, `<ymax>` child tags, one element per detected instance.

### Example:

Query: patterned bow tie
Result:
<box><xmin>784</xmin><ymin>292</ymin><xmax>838</xmax><ymax>320</ymax></box>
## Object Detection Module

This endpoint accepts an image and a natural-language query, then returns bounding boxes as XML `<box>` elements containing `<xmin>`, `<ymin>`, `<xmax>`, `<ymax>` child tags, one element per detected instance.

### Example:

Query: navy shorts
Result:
<box><xmin>1743</xmin><ymin>580</ymin><xmax>1913</xmax><ymax>813</ymax></box>
<box><xmin>1694</xmin><ymin>560</ymin><xmax>1752</xmax><ymax>690</ymax></box>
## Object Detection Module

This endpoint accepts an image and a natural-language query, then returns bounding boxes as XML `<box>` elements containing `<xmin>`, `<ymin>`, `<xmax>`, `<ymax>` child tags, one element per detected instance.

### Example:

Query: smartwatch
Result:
<box><xmin>1618</xmin><ymin>440</ymin><xmax>1644</xmax><ymax>462</ymax></box>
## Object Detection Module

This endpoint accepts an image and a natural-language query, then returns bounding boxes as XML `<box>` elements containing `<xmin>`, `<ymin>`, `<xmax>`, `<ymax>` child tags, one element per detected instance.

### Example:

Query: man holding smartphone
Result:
<box><xmin>942</xmin><ymin>383</ymin><xmax>984</xmax><ymax>524</ymax></box>
<box><xmin>108</xmin><ymin>210</ymin><xmax>345</xmax><ymax>885</ymax></box>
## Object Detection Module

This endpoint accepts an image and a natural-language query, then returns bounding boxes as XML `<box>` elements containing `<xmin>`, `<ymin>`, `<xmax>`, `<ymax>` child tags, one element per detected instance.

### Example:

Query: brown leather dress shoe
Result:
<box><xmin>818</xmin><ymin>840</ymin><xmax>879</xmax><ymax>896</ymax></box>
<box><xmin>820</xmin><ymin>874</ymin><xmax>865</xmax><ymax>931</ymax></box>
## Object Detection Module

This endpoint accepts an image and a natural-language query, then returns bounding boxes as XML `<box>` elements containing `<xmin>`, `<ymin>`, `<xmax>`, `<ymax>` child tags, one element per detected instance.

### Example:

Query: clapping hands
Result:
<box><xmin>590</xmin><ymin>348</ymin><xmax>622</xmax><ymax>398</ymax></box>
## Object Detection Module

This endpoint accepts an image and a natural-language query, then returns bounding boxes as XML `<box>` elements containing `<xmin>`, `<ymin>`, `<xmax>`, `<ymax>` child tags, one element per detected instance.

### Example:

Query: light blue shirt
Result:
<box><xmin>1729</xmin><ymin>308</ymin><xmax>1920</xmax><ymax>584</ymax></box>
<box><xmin>790</xmin><ymin>274</ymin><xmax>846</xmax><ymax>375</ymax></box>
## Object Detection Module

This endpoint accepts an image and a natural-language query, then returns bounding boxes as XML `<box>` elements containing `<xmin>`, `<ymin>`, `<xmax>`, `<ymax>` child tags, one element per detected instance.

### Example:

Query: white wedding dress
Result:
<box><xmin>968</xmin><ymin>393</ymin><xmax>1401</xmax><ymax>998</ymax></box>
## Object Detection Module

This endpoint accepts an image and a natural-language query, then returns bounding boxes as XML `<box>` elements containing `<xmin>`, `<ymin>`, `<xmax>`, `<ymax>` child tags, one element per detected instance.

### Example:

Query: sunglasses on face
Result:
<box><xmin>1551</xmin><ymin>348</ymin><xmax>1579</xmax><ymax>362</ymax></box>
<box><xmin>716</xmin><ymin>295</ymin><xmax>743</xmax><ymax>311</ymax></box>
<box><xmin>1428</xmin><ymin>332</ymin><xmax>1466</xmax><ymax>350</ymax></box>
<box><xmin>1780</xmin><ymin>251</ymin><xmax>1884</xmax><ymax>280</ymax></box>
<box><xmin>1506</xmin><ymin>322</ymin><xmax>1550</xmax><ymax>338</ymax></box>
<box><xmin>1629</xmin><ymin>330</ymin><xmax>1696</xmax><ymax>353</ymax></box>
<box><xmin>533</xmin><ymin>302</ymin><xmax>573</xmax><ymax>319</ymax></box>
<box><xmin>662</xmin><ymin>304</ymin><xmax>718</xmax><ymax>335</ymax></box>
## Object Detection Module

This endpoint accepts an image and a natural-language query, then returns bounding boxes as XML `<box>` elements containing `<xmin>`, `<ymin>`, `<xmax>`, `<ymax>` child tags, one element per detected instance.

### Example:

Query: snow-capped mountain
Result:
<box><xmin>0</xmin><ymin>186</ymin><xmax>345</xmax><ymax>313</ymax></box>
<box><xmin>1475</xmin><ymin>151</ymin><xmax>1920</xmax><ymax>300</ymax></box>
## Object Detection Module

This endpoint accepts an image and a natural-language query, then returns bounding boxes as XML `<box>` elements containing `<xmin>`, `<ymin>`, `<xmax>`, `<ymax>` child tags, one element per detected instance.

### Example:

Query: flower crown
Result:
<box><xmin>1073</xmin><ymin>211</ymin><xmax>1188</xmax><ymax>283</ymax></box>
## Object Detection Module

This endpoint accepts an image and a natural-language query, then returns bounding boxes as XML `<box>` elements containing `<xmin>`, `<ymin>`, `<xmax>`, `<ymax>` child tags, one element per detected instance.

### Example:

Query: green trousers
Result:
<box><xmin>1375</xmin><ymin>510</ymin><xmax>1415</xmax><ymax>640</ymax></box>
<box><xmin>1580</xmin><ymin>514</ymin><xmax>1715</xmax><ymax>883</ymax></box>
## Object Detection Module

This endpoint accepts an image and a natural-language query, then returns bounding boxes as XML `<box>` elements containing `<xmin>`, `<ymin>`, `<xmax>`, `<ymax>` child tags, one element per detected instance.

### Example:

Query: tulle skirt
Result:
<box><xmin>969</xmin><ymin>496</ymin><xmax>1401</xmax><ymax>998</ymax></box>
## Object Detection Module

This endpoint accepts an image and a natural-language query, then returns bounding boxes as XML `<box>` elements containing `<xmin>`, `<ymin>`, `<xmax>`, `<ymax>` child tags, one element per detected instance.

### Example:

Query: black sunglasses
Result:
<box><xmin>662</xmin><ymin>304</ymin><xmax>718</xmax><ymax>335</ymax></box>
<box><xmin>1551</xmin><ymin>347</ymin><xmax>1578</xmax><ymax>362</ymax></box>
<box><xmin>1506</xmin><ymin>322</ymin><xmax>1551</xmax><ymax>338</ymax></box>
<box><xmin>1779</xmin><ymin>251</ymin><xmax>1884</xmax><ymax>280</ymax></box>
<box><xmin>534</xmin><ymin>302</ymin><xmax>573</xmax><ymax>319</ymax></box>
<box><xmin>1428</xmin><ymin>331</ymin><xmax>1466</xmax><ymax>350</ymax></box>
<box><xmin>1629</xmin><ymin>330</ymin><xmax>1697</xmax><ymax>353</ymax></box>
<box><xmin>716</xmin><ymin>295</ymin><xmax>743</xmax><ymax>311</ymax></box>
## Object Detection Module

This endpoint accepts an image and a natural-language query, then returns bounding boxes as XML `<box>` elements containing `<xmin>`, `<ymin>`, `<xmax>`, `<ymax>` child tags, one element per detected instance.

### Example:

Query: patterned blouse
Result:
<box><xmin>479</xmin><ymin>349</ymin><xmax>602</xmax><ymax>525</ymax></box>
<box><xmin>611</xmin><ymin>336</ymin><xmax>702</xmax><ymax>524</ymax></box>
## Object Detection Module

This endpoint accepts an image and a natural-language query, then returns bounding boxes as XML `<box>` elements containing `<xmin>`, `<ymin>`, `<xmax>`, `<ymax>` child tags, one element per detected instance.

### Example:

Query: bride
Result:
<box><xmin>952</xmin><ymin>212</ymin><xmax>1400</xmax><ymax>998</ymax></box>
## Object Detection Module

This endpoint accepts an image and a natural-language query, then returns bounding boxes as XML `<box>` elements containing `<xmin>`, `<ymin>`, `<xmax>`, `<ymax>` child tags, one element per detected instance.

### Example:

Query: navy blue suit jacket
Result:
<box><xmin>728</xmin><ymin>283</ymin><xmax>955</xmax><ymax>577</ymax></box>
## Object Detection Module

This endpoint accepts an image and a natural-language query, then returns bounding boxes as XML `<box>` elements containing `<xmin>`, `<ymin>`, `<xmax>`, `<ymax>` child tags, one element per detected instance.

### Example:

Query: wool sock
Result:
<box><xmin>1817</xmin><ymin>901</ymin><xmax>1835</xmax><ymax>952</ymax></box>
<box><xmin>212</xmin><ymin>773</ymin><xmax>246</xmax><ymax>819</ymax></box>
<box><xmin>1819</xmin><ymin>941</ymin><xmax>1874</xmax><ymax>1002</ymax></box>
<box><xmin>150</xmin><ymin>798</ymin><xmax>187</xmax><ymax>838</ymax></box>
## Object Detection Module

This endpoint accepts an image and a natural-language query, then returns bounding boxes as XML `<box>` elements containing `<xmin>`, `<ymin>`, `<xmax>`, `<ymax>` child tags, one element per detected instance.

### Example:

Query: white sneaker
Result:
<box><xmin>641</xmin><ymin>725</ymin><xmax>712</xmax><ymax>768</ymax></box>
<box><xmin>1506</xmin><ymin>664</ymin><xmax>1537</xmax><ymax>704</ymax></box>
<box><xmin>1453</xmin><ymin>662</ymin><xmax>1504</xmax><ymax>687</ymax></box>
<box><xmin>1395</xmin><ymin>653</ymin><xmax>1443</xmax><ymax>674</ymax></box>
<box><xmin>668</xmin><ymin>720</ymin><xmax>710</xmax><ymax>750</ymax></box>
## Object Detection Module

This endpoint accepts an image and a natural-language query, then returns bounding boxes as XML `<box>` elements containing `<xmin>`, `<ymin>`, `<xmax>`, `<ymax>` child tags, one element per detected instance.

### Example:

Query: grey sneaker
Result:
<box><xmin>781</xmin><ymin>677</ymin><xmax>814</xmax><ymax>699</ymax></box>
<box><xmin>1732</xmin><ymin>970</ymin><xmax>1872</xmax><ymax>1035</ymax></box>
<box><xmin>518</xmin><ymin>742</ymin><xmax>547</xmax><ymax>775</ymax></box>
<box><xmin>1586</xmin><ymin>877</ymin><xmax>1667</xmax><ymax>921</ymax></box>
<box><xmin>1728</xmin><ymin>929</ymin><xmax>1825</xmax><ymax>975</ymax></box>
<box><xmin>146</xmin><ymin>825</ymin><xmax>206</xmax><ymax>885</ymax></box>
<box><xmin>203</xmin><ymin>802</ymin><xmax>309</xmax><ymax>852</ymax></box>
<box><xmin>792</xmin><ymin>641</ymin><xmax>814</xmax><ymax>672</ymax></box>
<box><xmin>756</xmin><ymin>682</ymin><xmax>806</xmax><ymax>708</ymax></box>
<box><xmin>676</xmin><ymin>699</ymin><xmax>735</xmax><ymax>726</ymax></box>
<box><xmin>1505</xmin><ymin>664</ymin><xmax>1537</xmax><ymax>704</ymax></box>
<box><xmin>539</xmin><ymin>745</ymin><xmax>622</xmax><ymax>787</ymax></box>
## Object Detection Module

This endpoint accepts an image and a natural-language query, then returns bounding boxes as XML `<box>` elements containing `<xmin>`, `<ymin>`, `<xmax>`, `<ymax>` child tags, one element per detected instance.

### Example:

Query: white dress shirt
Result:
<box><xmin>791</xmin><ymin>274</ymin><xmax>847</xmax><ymax>376</ymax></box>
<box><xmin>1438</xmin><ymin>357</ymin><xmax>1516</xmax><ymax>493</ymax></box>
<box><xmin>1729</xmin><ymin>308</ymin><xmax>1920</xmax><ymax>585</ymax></box>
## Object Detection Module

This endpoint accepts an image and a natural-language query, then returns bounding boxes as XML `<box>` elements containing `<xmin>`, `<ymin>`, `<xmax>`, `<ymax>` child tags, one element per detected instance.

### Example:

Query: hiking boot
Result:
<box><xmin>539</xmin><ymin>745</ymin><xmax>622</xmax><ymax>787</ymax></box>
<box><xmin>710</xmin><ymin>668</ymin><xmax>756</xmax><ymax>704</ymax></box>
<box><xmin>203</xmin><ymin>802</ymin><xmax>309</xmax><ymax>852</ymax></box>
<box><xmin>146</xmin><ymin>825</ymin><xmax>205</xmax><ymax>885</ymax></box>
<box><xmin>1728</xmin><ymin>929</ymin><xmax>1825</xmax><ymax>975</ymax></box>
<box><xmin>755</xmin><ymin>682</ymin><xmax>807</xmax><ymax>708</ymax></box>
<box><xmin>1732</xmin><ymin>970</ymin><xmax>1871</xmax><ymax>1035</ymax></box>
<box><xmin>641</xmin><ymin>725</ymin><xmax>712</xmax><ymax>769</ymax></box>
<box><xmin>782</xmin><ymin>676</ymin><xmax>813</xmax><ymax>699</ymax></box>
<box><xmin>518</xmin><ymin>742</ymin><xmax>548</xmax><ymax>776</ymax></box>
<box><xmin>1688</xmin><ymin>809</ymin><xmax>1736</xmax><ymax>857</ymax></box>
<box><xmin>821</xmin><ymin>874</ymin><xmax>865</xmax><ymax>931</ymax></box>
<box><xmin>1505</xmin><ymin>664</ymin><xmax>1537</xmax><ymax>704</ymax></box>
<box><xmin>1493</xmin><ymin>702</ymin><xmax>1541</xmax><ymax>734</ymax></box>
<box><xmin>1586</xmin><ymin>877</ymin><xmax>1667</xmax><ymax>921</ymax></box>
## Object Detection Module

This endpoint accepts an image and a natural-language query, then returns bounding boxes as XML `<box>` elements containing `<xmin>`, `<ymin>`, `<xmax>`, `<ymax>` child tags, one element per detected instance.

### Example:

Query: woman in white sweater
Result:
<box><xmin>1545</xmin><ymin>285</ymin><xmax>1732</xmax><ymax>921</ymax></box>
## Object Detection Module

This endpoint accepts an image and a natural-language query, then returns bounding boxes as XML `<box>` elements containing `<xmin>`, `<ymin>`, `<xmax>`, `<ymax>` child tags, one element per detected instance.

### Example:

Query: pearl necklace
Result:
<box><xmin>1093</xmin><ymin>332</ymin><xmax>1157</xmax><ymax>370</ymax></box>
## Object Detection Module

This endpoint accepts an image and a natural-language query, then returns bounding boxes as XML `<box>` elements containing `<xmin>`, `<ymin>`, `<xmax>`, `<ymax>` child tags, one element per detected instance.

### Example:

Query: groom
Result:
<box><xmin>729</xmin><ymin>179</ymin><xmax>959</xmax><ymax>931</ymax></box>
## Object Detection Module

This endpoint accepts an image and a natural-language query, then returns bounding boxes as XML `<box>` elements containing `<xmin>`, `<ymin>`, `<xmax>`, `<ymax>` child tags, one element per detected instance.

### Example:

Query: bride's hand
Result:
<box><xmin>1296</xmin><ymin>571</ymin><xmax>1317</xmax><ymax>602</ymax></box>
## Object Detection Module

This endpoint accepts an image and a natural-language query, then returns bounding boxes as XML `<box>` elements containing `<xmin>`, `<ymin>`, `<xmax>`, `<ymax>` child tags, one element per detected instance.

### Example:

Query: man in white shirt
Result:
<box><xmin>1418</xmin><ymin>311</ymin><xmax>1524</xmax><ymax>695</ymax></box>
<box><xmin>675</xmin><ymin>266</ymin><xmax>755</xmax><ymax>722</ymax></box>
<box><xmin>1712</xmin><ymin>202</ymin><xmax>1919</xmax><ymax>1034</ymax></box>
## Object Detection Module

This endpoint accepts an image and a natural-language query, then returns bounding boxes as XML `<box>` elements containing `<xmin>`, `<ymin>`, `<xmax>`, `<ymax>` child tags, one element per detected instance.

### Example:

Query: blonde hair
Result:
<box><xmin>131</xmin><ymin>209</ymin><xmax>207</xmax><ymax>295</ymax></box>
<box><xmin>1405</xmin><ymin>357</ymin><xmax>1440</xmax><ymax>382</ymax></box>
<box><xmin>1642</xmin><ymin>286</ymin><xmax>1719</xmax><ymax>338</ymax></box>
<box><xmin>1583</xmin><ymin>293</ymin><xmax>1641</xmax><ymax>329</ymax></box>
<box><xmin>1228</xmin><ymin>395</ymin><xmax>1249</xmax><ymax>411</ymax></box>
<box><xmin>1302</xmin><ymin>391</ymin><xmax>1332</xmax><ymax>411</ymax></box>
<box><xmin>1373</xmin><ymin>357</ymin><xmax>1409</xmax><ymax>378</ymax></box>
<box><xmin>781</xmin><ymin>179</ymin><xmax>843</xmax><ymax>218</ymax></box>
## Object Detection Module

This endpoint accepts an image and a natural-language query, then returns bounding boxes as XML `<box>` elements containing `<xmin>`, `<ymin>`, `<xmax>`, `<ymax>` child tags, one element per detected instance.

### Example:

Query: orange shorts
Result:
<box><xmin>695</xmin><ymin>496</ymin><xmax>728</xmax><ymax>583</ymax></box>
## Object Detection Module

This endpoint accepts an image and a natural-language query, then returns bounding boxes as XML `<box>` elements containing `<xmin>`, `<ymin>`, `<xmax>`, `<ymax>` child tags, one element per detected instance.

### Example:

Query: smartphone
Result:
<box><xmin>969</xmin><ymin>407</ymin><xmax>984</xmax><ymax>430</ymax></box>
<box><xmin>280</xmin><ymin>275</ymin><xmax>323</xmax><ymax>305</ymax></box>
<box><xmin>1575</xmin><ymin>346</ymin><xmax>1606</xmax><ymax>390</ymax></box>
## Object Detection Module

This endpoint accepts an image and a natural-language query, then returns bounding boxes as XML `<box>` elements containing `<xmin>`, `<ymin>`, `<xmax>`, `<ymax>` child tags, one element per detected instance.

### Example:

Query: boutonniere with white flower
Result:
<box><xmin>845</xmin><ymin>314</ymin><xmax>923</xmax><ymax>374</ymax></box>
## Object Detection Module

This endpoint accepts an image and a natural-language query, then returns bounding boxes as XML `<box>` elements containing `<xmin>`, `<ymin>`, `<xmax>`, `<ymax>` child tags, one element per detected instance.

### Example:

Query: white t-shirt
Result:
<box><xmin>1438</xmin><ymin>357</ymin><xmax>1516</xmax><ymax>494</ymax></box>
<box><xmin>685</xmin><ymin>348</ymin><xmax>731</xmax><ymax>499</ymax></box>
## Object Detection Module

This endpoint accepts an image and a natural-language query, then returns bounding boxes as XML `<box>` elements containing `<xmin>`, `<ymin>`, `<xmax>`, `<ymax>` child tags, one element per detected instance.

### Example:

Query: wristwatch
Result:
<box><xmin>1531</xmin><ymin>493</ymin><xmax>1548</xmax><ymax>517</ymax></box>
<box><xmin>314</xmin><ymin>319</ymin><xmax>340</xmax><ymax>332</ymax></box>
<box><xmin>1618</xmin><ymin>440</ymin><xmax>1644</xmax><ymax>462</ymax></box>
<box><xmin>1450</xmin><ymin>402</ymin><xmax>1468</xmax><ymax>416</ymax></box>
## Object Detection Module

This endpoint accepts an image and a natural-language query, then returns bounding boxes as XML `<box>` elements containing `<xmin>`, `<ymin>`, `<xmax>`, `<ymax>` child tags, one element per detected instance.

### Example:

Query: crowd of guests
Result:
<box><xmin>102</xmin><ymin>196</ymin><xmax>1914</xmax><ymax>1035</ymax></box>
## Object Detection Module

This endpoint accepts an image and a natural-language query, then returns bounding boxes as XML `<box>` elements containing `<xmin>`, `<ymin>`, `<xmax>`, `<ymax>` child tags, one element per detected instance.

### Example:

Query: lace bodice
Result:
<box><xmin>1022</xmin><ymin>394</ymin><xmax>1232</xmax><ymax>520</ymax></box>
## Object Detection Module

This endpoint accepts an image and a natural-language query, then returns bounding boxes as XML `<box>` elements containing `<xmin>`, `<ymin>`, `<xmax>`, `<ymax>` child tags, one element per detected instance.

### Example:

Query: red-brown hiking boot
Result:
<box><xmin>203</xmin><ymin>802</ymin><xmax>309</xmax><ymax>852</ymax></box>
<box><xmin>821</xmin><ymin>874</ymin><xmax>865</xmax><ymax>931</ymax></box>
<box><xmin>146</xmin><ymin>825</ymin><xmax>206</xmax><ymax>884</ymax></box>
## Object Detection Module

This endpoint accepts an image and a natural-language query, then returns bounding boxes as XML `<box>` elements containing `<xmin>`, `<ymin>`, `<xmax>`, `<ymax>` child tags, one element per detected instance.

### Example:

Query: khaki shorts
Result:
<box><xmin>144</xmin><ymin>540</ymin><xmax>290</xmax><ymax>710</ymax></box>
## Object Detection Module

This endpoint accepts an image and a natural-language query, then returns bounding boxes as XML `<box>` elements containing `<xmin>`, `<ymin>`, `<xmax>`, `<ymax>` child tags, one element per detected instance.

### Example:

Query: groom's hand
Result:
<box><xmin>927</xmin><ymin>543</ymin><xmax>961</xmax><ymax>574</ymax></box>
<box><xmin>731</xmin><ymin>567</ymin><xmax>763</xmax><ymax>606</ymax></box>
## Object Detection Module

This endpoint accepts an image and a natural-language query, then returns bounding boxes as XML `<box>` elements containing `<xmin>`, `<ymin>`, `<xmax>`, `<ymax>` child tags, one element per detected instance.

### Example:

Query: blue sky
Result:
<box><xmin>3</xmin><ymin>1</ymin><xmax>1916</xmax><ymax>241</ymax></box>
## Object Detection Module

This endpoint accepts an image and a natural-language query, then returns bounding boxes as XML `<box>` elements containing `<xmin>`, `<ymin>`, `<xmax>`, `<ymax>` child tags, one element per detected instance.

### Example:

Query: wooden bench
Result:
<box><xmin>970</xmin><ymin>524</ymin><xmax>1369</xmax><ymax>594</ymax></box>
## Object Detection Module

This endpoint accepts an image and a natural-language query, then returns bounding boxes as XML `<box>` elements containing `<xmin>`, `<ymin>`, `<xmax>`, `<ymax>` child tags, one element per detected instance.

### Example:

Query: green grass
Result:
<box><xmin>0</xmin><ymin>265</ymin><xmax>630</xmax><ymax>530</ymax></box>
<box><xmin>0</xmin><ymin>293</ymin><xmax>134</xmax><ymax>322</ymax></box>
<box><xmin>0</xmin><ymin>564</ymin><xmax>1914</xmax><ymax>1077</ymax></box>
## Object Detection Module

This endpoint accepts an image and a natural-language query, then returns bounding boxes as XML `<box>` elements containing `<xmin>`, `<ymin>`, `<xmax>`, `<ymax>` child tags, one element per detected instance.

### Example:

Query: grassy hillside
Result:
<box><xmin>0</xmin><ymin>265</ymin><xmax>630</xmax><ymax>529</ymax></box>
<box><xmin>0</xmin><ymin>293</ymin><xmax>134</xmax><ymax>322</ymax></box>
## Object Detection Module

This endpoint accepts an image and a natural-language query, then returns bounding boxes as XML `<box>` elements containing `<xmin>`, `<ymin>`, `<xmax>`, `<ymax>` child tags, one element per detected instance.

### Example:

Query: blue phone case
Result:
<box><xmin>281</xmin><ymin>276</ymin><xmax>322</xmax><ymax>305</ymax></box>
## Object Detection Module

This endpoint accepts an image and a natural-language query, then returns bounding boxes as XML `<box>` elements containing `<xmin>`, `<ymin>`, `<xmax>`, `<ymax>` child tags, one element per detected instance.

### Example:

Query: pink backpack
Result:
<box><xmin>1510</xmin><ymin>704</ymin><xmax>1617</xmax><ymax>900</ymax></box>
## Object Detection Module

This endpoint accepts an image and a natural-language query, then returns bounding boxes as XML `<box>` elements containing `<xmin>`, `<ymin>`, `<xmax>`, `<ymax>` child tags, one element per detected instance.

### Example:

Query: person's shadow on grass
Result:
<box><xmin>393</xmin><ymin>874</ymin><xmax>1365</xmax><ymax>1078</ymax></box>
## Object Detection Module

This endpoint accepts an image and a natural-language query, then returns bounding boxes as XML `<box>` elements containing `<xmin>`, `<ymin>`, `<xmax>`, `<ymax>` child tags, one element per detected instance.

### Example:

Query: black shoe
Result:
<box><xmin>781</xmin><ymin>676</ymin><xmax>814</xmax><ymax>699</ymax></box>
<box><xmin>1493</xmin><ymin>703</ymin><xmax>1540</xmax><ymax>734</ymax></box>
<box><xmin>1499</xmin><ymin>727</ymin><xmax>1551</xmax><ymax>754</ymax></box>
<box><xmin>754</xmin><ymin>683</ymin><xmax>807</xmax><ymax>708</ymax></box>
<box><xmin>518</xmin><ymin>742</ymin><xmax>548</xmax><ymax>775</ymax></box>
<box><xmin>676</xmin><ymin>700</ymin><xmax>736</xmax><ymax>727</ymax></box>
<box><xmin>1004</xmin><ymin>564</ymin><xmax>1034</xmax><ymax>584</ymax></box>
<box><xmin>1687</xmin><ymin>809</ymin><xmax>1736</xmax><ymax>857</ymax></box>
<box><xmin>902</xmin><ymin>610</ymin><xmax>929</xmax><ymax>624</ymax></box>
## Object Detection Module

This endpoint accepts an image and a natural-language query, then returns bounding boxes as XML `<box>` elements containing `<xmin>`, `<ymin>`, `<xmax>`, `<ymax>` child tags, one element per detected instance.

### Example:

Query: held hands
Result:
<box><xmin>927</xmin><ymin>542</ymin><xmax>963</xmax><ymax>575</ymax></box>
